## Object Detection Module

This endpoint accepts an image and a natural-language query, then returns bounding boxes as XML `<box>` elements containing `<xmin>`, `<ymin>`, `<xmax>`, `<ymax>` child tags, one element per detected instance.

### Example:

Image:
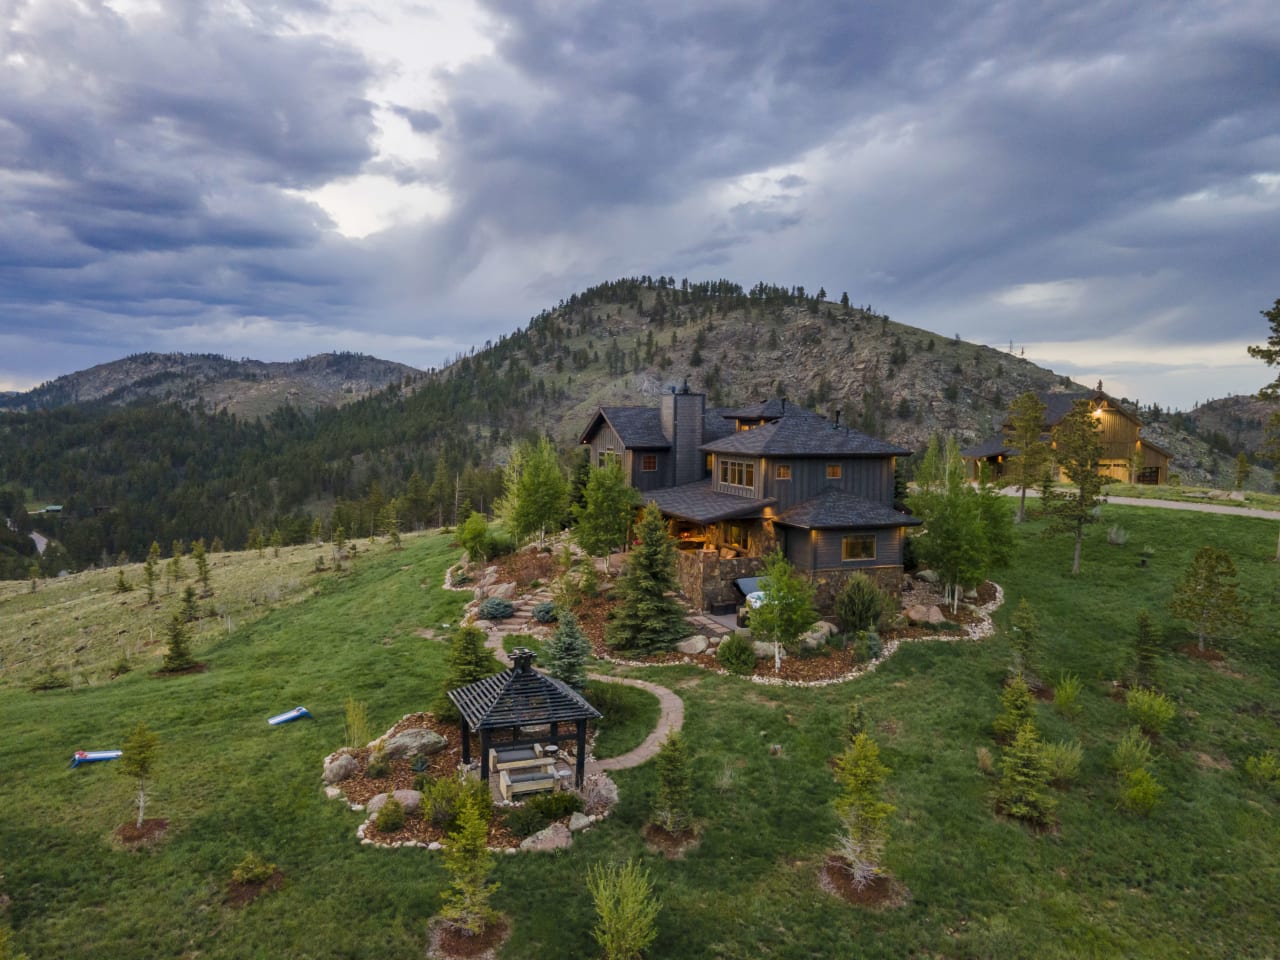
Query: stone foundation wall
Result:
<box><xmin>809</xmin><ymin>565</ymin><xmax>904</xmax><ymax>616</ymax></box>
<box><xmin>675</xmin><ymin>549</ymin><xmax>766</xmax><ymax>612</ymax></box>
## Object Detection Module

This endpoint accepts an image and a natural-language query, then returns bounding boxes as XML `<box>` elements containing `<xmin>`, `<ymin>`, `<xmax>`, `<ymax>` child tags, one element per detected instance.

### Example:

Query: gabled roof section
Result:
<box><xmin>447</xmin><ymin>663</ymin><xmax>601</xmax><ymax>732</ymax></box>
<box><xmin>702</xmin><ymin>413</ymin><xmax>910</xmax><ymax>457</ymax></box>
<box><xmin>1039</xmin><ymin>390</ymin><xmax>1141</xmax><ymax>428</ymax></box>
<box><xmin>644</xmin><ymin>480</ymin><xmax>776</xmax><ymax>524</ymax></box>
<box><xmin>960</xmin><ymin>436</ymin><xmax>1015</xmax><ymax>460</ymax></box>
<box><xmin>578</xmin><ymin>406</ymin><xmax>670</xmax><ymax>449</ymax></box>
<box><xmin>703</xmin><ymin>407</ymin><xmax>735</xmax><ymax>443</ymax></box>
<box><xmin>773</xmin><ymin>488</ymin><xmax>922</xmax><ymax>530</ymax></box>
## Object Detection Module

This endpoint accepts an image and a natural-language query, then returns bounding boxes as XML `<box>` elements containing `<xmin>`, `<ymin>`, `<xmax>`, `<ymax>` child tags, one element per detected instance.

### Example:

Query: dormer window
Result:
<box><xmin>719</xmin><ymin>459</ymin><xmax>755</xmax><ymax>489</ymax></box>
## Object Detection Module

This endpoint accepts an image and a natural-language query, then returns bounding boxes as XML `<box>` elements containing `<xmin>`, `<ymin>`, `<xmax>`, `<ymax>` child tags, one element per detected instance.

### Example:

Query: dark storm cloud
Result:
<box><xmin>389</xmin><ymin>105</ymin><xmax>443</xmax><ymax>134</ymax></box>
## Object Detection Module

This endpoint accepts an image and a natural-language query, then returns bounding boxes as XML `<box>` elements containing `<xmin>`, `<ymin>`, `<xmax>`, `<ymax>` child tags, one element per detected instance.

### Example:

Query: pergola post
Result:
<box><xmin>575</xmin><ymin>717</ymin><xmax>587</xmax><ymax>788</ymax></box>
<box><xmin>479</xmin><ymin>728</ymin><xmax>491</xmax><ymax>781</ymax></box>
<box><xmin>460</xmin><ymin>718</ymin><xmax>471</xmax><ymax>765</ymax></box>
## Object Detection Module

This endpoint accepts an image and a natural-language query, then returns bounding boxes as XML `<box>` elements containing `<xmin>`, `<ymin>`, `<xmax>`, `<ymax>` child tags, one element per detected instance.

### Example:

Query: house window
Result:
<box><xmin>727</xmin><ymin>523</ymin><xmax>747</xmax><ymax>549</ymax></box>
<box><xmin>775</xmin><ymin>464</ymin><xmax>792</xmax><ymax>480</ymax></box>
<box><xmin>598</xmin><ymin>447</ymin><xmax>618</xmax><ymax>468</ymax></box>
<box><xmin>826</xmin><ymin>464</ymin><xmax>842</xmax><ymax>480</ymax></box>
<box><xmin>641</xmin><ymin>454</ymin><xmax>657</xmax><ymax>472</ymax></box>
<box><xmin>719</xmin><ymin>459</ymin><xmax>755</xmax><ymax>489</ymax></box>
<box><xmin>842</xmin><ymin>534</ymin><xmax>875</xmax><ymax>561</ymax></box>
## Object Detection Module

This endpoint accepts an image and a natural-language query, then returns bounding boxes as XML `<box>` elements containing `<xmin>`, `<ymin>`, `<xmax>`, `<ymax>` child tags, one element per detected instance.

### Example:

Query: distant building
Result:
<box><xmin>961</xmin><ymin>390</ymin><xmax>1171</xmax><ymax>485</ymax></box>
<box><xmin>579</xmin><ymin>387</ymin><xmax>919</xmax><ymax>613</ymax></box>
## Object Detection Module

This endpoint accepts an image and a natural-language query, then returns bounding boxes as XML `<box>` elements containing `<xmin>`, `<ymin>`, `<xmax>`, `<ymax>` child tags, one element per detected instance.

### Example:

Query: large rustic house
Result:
<box><xmin>579</xmin><ymin>388</ymin><xmax>920</xmax><ymax>613</ymax></box>
<box><xmin>961</xmin><ymin>389</ymin><xmax>1172</xmax><ymax>485</ymax></box>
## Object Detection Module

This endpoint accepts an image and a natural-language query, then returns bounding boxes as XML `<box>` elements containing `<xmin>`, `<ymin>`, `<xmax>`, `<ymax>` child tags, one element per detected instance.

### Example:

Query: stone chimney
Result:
<box><xmin>660</xmin><ymin>381</ymin><xmax>705</xmax><ymax>487</ymax></box>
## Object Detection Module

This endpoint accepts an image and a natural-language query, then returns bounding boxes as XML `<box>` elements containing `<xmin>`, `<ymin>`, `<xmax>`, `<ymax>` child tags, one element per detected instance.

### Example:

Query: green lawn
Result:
<box><xmin>2</xmin><ymin>513</ymin><xmax>1278</xmax><ymax>958</ymax></box>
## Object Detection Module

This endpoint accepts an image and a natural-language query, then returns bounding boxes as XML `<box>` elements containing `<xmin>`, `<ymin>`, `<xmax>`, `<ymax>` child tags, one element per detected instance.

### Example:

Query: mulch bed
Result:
<box><xmin>492</xmin><ymin>550</ymin><xmax>563</xmax><ymax>592</ymax></box>
<box><xmin>225</xmin><ymin>870</ymin><xmax>284</xmax><ymax>908</ymax></box>
<box><xmin>113</xmin><ymin>818</ymin><xmax>169</xmax><ymax>848</ymax></box>
<box><xmin>429</xmin><ymin>917</ymin><xmax>511</xmax><ymax>960</ymax></box>
<box><xmin>642</xmin><ymin>822</ymin><xmax>702</xmax><ymax>859</ymax></box>
<box><xmin>818</xmin><ymin>857</ymin><xmax>910</xmax><ymax>909</ymax></box>
<box><xmin>1178</xmin><ymin>642</ymin><xmax>1225</xmax><ymax>662</ymax></box>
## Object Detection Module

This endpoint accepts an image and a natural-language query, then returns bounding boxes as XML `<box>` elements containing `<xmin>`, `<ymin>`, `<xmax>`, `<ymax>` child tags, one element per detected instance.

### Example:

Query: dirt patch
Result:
<box><xmin>152</xmin><ymin>662</ymin><xmax>208</xmax><ymax>677</ymax></box>
<box><xmin>428</xmin><ymin>917</ymin><xmax>511</xmax><ymax>960</ymax></box>
<box><xmin>818</xmin><ymin>857</ymin><xmax>910</xmax><ymax>909</ymax></box>
<box><xmin>493</xmin><ymin>549</ymin><xmax>563</xmax><ymax>592</ymax></box>
<box><xmin>1209</xmin><ymin>661</ymin><xmax>1246</xmax><ymax>679</ymax></box>
<box><xmin>641</xmin><ymin>822</ymin><xmax>702</xmax><ymax>859</ymax></box>
<box><xmin>1178</xmin><ymin>642</ymin><xmax>1224</xmax><ymax>662</ymax></box>
<box><xmin>1196</xmin><ymin>752</ymin><xmax>1234</xmax><ymax>771</ymax></box>
<box><xmin>225</xmin><ymin>870</ymin><xmax>284</xmax><ymax>907</ymax></box>
<box><xmin>113</xmin><ymin>818</ymin><xmax>169</xmax><ymax>849</ymax></box>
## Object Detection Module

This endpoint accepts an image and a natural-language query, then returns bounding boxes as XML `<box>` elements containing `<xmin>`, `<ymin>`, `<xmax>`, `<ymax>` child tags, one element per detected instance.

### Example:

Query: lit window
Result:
<box><xmin>826</xmin><ymin>464</ymin><xmax>842</xmax><ymax>480</ymax></box>
<box><xmin>842</xmin><ymin>534</ymin><xmax>875</xmax><ymax>561</ymax></box>
<box><xmin>775</xmin><ymin>464</ymin><xmax>792</xmax><ymax>480</ymax></box>
<box><xmin>641</xmin><ymin>454</ymin><xmax>657</xmax><ymax>472</ymax></box>
<box><xmin>719</xmin><ymin>459</ymin><xmax>755</xmax><ymax>488</ymax></box>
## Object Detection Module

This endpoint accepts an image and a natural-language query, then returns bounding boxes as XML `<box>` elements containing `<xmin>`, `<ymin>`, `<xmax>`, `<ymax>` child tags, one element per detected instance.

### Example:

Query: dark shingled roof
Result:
<box><xmin>578</xmin><ymin>406</ymin><xmax>670</xmax><ymax>449</ymax></box>
<box><xmin>774</xmin><ymin>488</ymin><xmax>922</xmax><ymax>530</ymax></box>
<box><xmin>447</xmin><ymin>661</ymin><xmax>601</xmax><ymax>732</ymax></box>
<box><xmin>960</xmin><ymin>436</ymin><xmax>1015</xmax><ymax>459</ymax></box>
<box><xmin>702</xmin><ymin>413</ymin><xmax>910</xmax><ymax>457</ymax></box>
<box><xmin>719</xmin><ymin>398</ymin><xmax>816</xmax><ymax>421</ymax></box>
<box><xmin>703</xmin><ymin>407</ymin><xmax>735</xmax><ymax>442</ymax></box>
<box><xmin>644</xmin><ymin>480</ymin><xmax>775</xmax><ymax>524</ymax></box>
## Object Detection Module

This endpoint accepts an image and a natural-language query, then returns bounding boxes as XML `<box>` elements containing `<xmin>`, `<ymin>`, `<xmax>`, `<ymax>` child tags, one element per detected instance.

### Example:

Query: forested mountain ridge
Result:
<box><xmin>0</xmin><ymin>351</ymin><xmax>421</xmax><ymax>418</ymax></box>
<box><xmin>0</xmin><ymin>276</ymin><xmax>1267</xmax><ymax>579</ymax></box>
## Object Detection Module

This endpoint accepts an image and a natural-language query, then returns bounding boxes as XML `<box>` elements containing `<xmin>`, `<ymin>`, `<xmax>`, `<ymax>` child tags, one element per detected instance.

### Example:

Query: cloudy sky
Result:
<box><xmin>2</xmin><ymin>0</ymin><xmax>1278</xmax><ymax>409</ymax></box>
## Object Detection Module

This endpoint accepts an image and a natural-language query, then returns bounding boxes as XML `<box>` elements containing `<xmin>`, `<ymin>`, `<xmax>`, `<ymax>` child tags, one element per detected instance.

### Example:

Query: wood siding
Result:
<box><xmin>586</xmin><ymin>423</ymin><xmax>622</xmax><ymax>471</ymax></box>
<box><xmin>632</xmin><ymin>451</ymin><xmax>672</xmax><ymax>492</ymax></box>
<box><xmin>710</xmin><ymin>455</ymin><xmax>763</xmax><ymax>498</ymax></box>
<box><xmin>760</xmin><ymin>457</ymin><xmax>895</xmax><ymax>510</ymax></box>
<box><xmin>781</xmin><ymin>526</ymin><xmax>903</xmax><ymax>572</ymax></box>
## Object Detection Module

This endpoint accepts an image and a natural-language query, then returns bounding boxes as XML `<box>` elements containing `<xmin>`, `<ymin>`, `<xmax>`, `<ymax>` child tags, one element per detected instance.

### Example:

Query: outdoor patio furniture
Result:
<box><xmin>499</xmin><ymin>766</ymin><xmax>557</xmax><ymax>801</ymax></box>
<box><xmin>489</xmin><ymin>743</ymin><xmax>547</xmax><ymax>771</ymax></box>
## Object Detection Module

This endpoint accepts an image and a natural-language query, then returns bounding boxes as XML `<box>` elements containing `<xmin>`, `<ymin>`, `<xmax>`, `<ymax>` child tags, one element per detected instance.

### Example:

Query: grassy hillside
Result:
<box><xmin>2</xmin><ymin>514</ymin><xmax>1278</xmax><ymax>957</ymax></box>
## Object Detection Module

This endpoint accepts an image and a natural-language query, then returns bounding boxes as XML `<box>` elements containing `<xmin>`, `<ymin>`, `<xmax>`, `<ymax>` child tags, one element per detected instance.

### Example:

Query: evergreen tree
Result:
<box><xmin>1235</xmin><ymin>452</ymin><xmax>1252</xmax><ymax>491</ymax></box>
<box><xmin>162</xmin><ymin>613</ymin><xmax>196</xmax><ymax>671</ymax></box>
<box><xmin>587</xmin><ymin>860</ymin><xmax>659</xmax><ymax>960</ymax></box>
<box><xmin>572</xmin><ymin>461</ymin><xmax>640</xmax><ymax>557</ymax></box>
<box><xmin>169</xmin><ymin>539</ymin><xmax>185</xmax><ymax>579</ymax></box>
<box><xmin>995</xmin><ymin>721</ymin><xmax>1055</xmax><ymax>826</ymax></box>
<box><xmin>191</xmin><ymin>538</ymin><xmax>211</xmax><ymax>595</ymax></box>
<box><xmin>606</xmin><ymin>503</ymin><xmax>688</xmax><ymax>654</ymax></box>
<box><xmin>1006</xmin><ymin>392</ymin><xmax>1050</xmax><ymax>522</ymax></box>
<box><xmin>1009</xmin><ymin>599</ymin><xmax>1042</xmax><ymax>685</ymax></box>
<box><xmin>1245</xmin><ymin>297</ymin><xmax>1280</xmax><ymax>398</ymax></box>
<box><xmin>247</xmin><ymin>527</ymin><xmax>264</xmax><ymax>557</ymax></box>
<box><xmin>270</xmin><ymin>528</ymin><xmax>282</xmax><ymax>557</ymax></box>
<box><xmin>651</xmin><ymin>731</ymin><xmax>692</xmax><ymax>834</ymax></box>
<box><xmin>27</xmin><ymin>561</ymin><xmax>39</xmax><ymax>592</ymax></box>
<box><xmin>143</xmin><ymin>541</ymin><xmax>161</xmax><ymax>603</ymax></box>
<box><xmin>832</xmin><ymin>732</ymin><xmax>894</xmax><ymax>887</ymax></box>
<box><xmin>1133</xmin><ymin>608</ymin><xmax>1160</xmax><ymax>688</ymax></box>
<box><xmin>120</xmin><ymin>721</ymin><xmax>159</xmax><ymax>829</ymax></box>
<box><xmin>309</xmin><ymin>517</ymin><xmax>322</xmax><ymax>544</ymax></box>
<box><xmin>0</xmin><ymin>921</ymin><xmax>31</xmax><ymax>960</ymax></box>
<box><xmin>180</xmin><ymin>584</ymin><xmax>199</xmax><ymax>622</ymax></box>
<box><xmin>379</xmin><ymin>502</ymin><xmax>402</xmax><ymax>549</ymax></box>
<box><xmin>434</xmin><ymin>626</ymin><xmax>496</xmax><ymax>721</ymax></box>
<box><xmin>1043</xmin><ymin>399</ymin><xmax>1105</xmax><ymax>575</ymax></box>
<box><xmin>750</xmin><ymin>548</ymin><xmax>818</xmax><ymax>673</ymax></box>
<box><xmin>543</xmin><ymin>611</ymin><xmax>591</xmax><ymax>690</ymax></box>
<box><xmin>993</xmin><ymin>674</ymin><xmax>1035</xmax><ymax>743</ymax></box>
<box><xmin>114</xmin><ymin>567</ymin><xmax>132</xmax><ymax>594</ymax></box>
<box><xmin>1170</xmin><ymin>545</ymin><xmax>1249</xmax><ymax>653</ymax></box>
<box><xmin>439</xmin><ymin>794</ymin><xmax>499</xmax><ymax>936</ymax></box>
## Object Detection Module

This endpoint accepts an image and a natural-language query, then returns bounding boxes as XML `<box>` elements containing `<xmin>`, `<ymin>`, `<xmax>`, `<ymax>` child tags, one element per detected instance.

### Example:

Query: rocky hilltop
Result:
<box><xmin>0</xmin><ymin>352</ymin><xmax>422</xmax><ymax>418</ymax></box>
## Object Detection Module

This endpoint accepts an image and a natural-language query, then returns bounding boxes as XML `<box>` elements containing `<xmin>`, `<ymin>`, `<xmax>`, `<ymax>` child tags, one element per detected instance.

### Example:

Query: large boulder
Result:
<box><xmin>489</xmin><ymin>581</ymin><xmax>517</xmax><ymax>600</ymax></box>
<box><xmin>520</xmin><ymin>821</ymin><xmax>573</xmax><ymax>852</ymax></box>
<box><xmin>915</xmin><ymin>569</ymin><xmax>940</xmax><ymax>584</ymax></box>
<box><xmin>367</xmin><ymin>789</ymin><xmax>423</xmax><ymax>815</ymax></box>
<box><xmin>675</xmin><ymin>635</ymin><xmax>709</xmax><ymax>655</ymax></box>
<box><xmin>383</xmin><ymin>728</ymin><xmax>448</xmax><ymax>761</ymax></box>
<box><xmin>753</xmin><ymin>640</ymin><xmax>784</xmax><ymax>660</ymax></box>
<box><xmin>322</xmin><ymin>753</ymin><xmax>359</xmax><ymax>784</ymax></box>
<box><xmin>578</xmin><ymin>773</ymin><xmax>619</xmax><ymax>815</ymax></box>
<box><xmin>568</xmin><ymin>811</ymin><xmax>592</xmax><ymax>833</ymax></box>
<box><xmin>905</xmin><ymin>604</ymin><xmax>945</xmax><ymax>625</ymax></box>
<box><xmin>800</xmin><ymin>620</ymin><xmax>838</xmax><ymax>650</ymax></box>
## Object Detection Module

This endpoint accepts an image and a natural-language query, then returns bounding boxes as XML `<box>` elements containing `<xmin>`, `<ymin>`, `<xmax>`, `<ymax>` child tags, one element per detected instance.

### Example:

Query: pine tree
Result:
<box><xmin>832</xmin><ymin>732</ymin><xmax>894</xmax><ymax>887</ymax></box>
<box><xmin>1170</xmin><ymin>545</ymin><xmax>1249</xmax><ymax>653</ymax></box>
<box><xmin>1009</xmin><ymin>599</ymin><xmax>1041</xmax><ymax>685</ymax></box>
<box><xmin>606</xmin><ymin>503</ymin><xmax>688</xmax><ymax>654</ymax></box>
<box><xmin>162</xmin><ymin>613</ymin><xmax>196</xmax><ymax>671</ymax></box>
<box><xmin>143</xmin><ymin>541</ymin><xmax>161</xmax><ymax>603</ymax></box>
<box><xmin>192</xmin><ymin>538</ymin><xmax>211</xmax><ymax>596</ymax></box>
<box><xmin>248</xmin><ymin>527</ymin><xmax>264</xmax><ymax>557</ymax></box>
<box><xmin>1245</xmin><ymin>297</ymin><xmax>1280</xmax><ymax>398</ymax></box>
<box><xmin>1133</xmin><ymin>608</ymin><xmax>1160</xmax><ymax>688</ymax></box>
<box><xmin>1235</xmin><ymin>452</ymin><xmax>1252</xmax><ymax>491</ymax></box>
<box><xmin>543</xmin><ymin>611</ymin><xmax>591</xmax><ymax>690</ymax></box>
<box><xmin>180</xmin><ymin>584</ymin><xmax>200</xmax><ymax>622</ymax></box>
<box><xmin>309</xmin><ymin>517</ymin><xmax>322</xmax><ymax>544</ymax></box>
<box><xmin>270</xmin><ymin>528</ymin><xmax>282</xmax><ymax>557</ymax></box>
<box><xmin>439</xmin><ymin>795</ymin><xmax>500</xmax><ymax>936</ymax></box>
<box><xmin>434</xmin><ymin>626</ymin><xmax>496</xmax><ymax>721</ymax></box>
<box><xmin>170</xmin><ymin>539</ymin><xmax>185</xmax><ymax>579</ymax></box>
<box><xmin>120</xmin><ymin>721</ymin><xmax>159</xmax><ymax>829</ymax></box>
<box><xmin>587</xmin><ymin>860</ymin><xmax>659</xmax><ymax>960</ymax></box>
<box><xmin>995</xmin><ymin>721</ymin><xmax>1055</xmax><ymax>826</ymax></box>
<box><xmin>1043</xmin><ymin>399</ymin><xmax>1105</xmax><ymax>575</ymax></box>
<box><xmin>379</xmin><ymin>502</ymin><xmax>402</xmax><ymax>548</ymax></box>
<box><xmin>1006</xmin><ymin>392</ymin><xmax>1050</xmax><ymax>522</ymax></box>
<box><xmin>993</xmin><ymin>674</ymin><xmax>1035</xmax><ymax>743</ymax></box>
<box><xmin>114</xmin><ymin>568</ymin><xmax>132</xmax><ymax>594</ymax></box>
<box><xmin>651</xmin><ymin>732</ymin><xmax>692</xmax><ymax>834</ymax></box>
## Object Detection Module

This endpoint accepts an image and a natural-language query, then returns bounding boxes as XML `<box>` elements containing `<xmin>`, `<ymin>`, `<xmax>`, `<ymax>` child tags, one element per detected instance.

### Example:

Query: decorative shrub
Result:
<box><xmin>845</xmin><ymin>702</ymin><xmax>868</xmax><ymax>741</ymax></box>
<box><xmin>1112</xmin><ymin>726</ymin><xmax>1153</xmax><ymax>774</ymax></box>
<box><xmin>1053</xmin><ymin>673</ymin><xmax>1083</xmax><ymax>719</ymax></box>
<box><xmin>374</xmin><ymin>793</ymin><xmax>406</xmax><ymax>832</ymax></box>
<box><xmin>1126</xmin><ymin>687</ymin><xmax>1175</xmax><ymax>736</ymax></box>
<box><xmin>1040</xmin><ymin>740</ymin><xmax>1083</xmax><ymax>787</ymax></box>
<box><xmin>29</xmin><ymin>664</ymin><xmax>71</xmax><ymax>691</ymax></box>
<box><xmin>1117</xmin><ymin>767</ymin><xmax>1164</xmax><ymax>815</ymax></box>
<box><xmin>477</xmin><ymin>597</ymin><xmax>515</xmax><ymax>620</ymax></box>
<box><xmin>410</xmin><ymin>756</ymin><xmax>429</xmax><ymax>774</ymax></box>
<box><xmin>230</xmin><ymin>852</ymin><xmax>276</xmax><ymax>885</ymax></box>
<box><xmin>993</xmin><ymin>675</ymin><xmax>1035</xmax><ymax>743</ymax></box>
<box><xmin>853</xmin><ymin>630</ymin><xmax>882</xmax><ymax>663</ymax></box>
<box><xmin>835</xmin><ymin>574</ymin><xmax>888</xmax><ymax>634</ymax></box>
<box><xmin>424</xmin><ymin>776</ymin><xmax>492</xmax><ymax>830</ymax></box>
<box><xmin>1244</xmin><ymin>751</ymin><xmax>1280</xmax><ymax>794</ymax></box>
<box><xmin>995</xmin><ymin>721</ymin><xmax>1055</xmax><ymax>827</ymax></box>
<box><xmin>365</xmin><ymin>744</ymin><xmax>391</xmax><ymax>779</ymax></box>
<box><xmin>528</xmin><ymin>790</ymin><xmax>583</xmax><ymax>820</ymax></box>
<box><xmin>587</xmin><ymin>859</ymin><xmax>660</xmax><ymax>960</ymax></box>
<box><xmin>532</xmin><ymin>601</ymin><xmax>559</xmax><ymax>623</ymax></box>
<box><xmin>503</xmin><ymin>804</ymin><xmax>550</xmax><ymax>838</ymax></box>
<box><xmin>716</xmin><ymin>633</ymin><xmax>755</xmax><ymax>675</ymax></box>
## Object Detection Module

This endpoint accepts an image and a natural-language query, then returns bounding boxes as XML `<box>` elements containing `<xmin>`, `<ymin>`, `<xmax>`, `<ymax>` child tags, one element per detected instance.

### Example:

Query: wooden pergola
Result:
<box><xmin>447</xmin><ymin>648</ymin><xmax>602</xmax><ymax>788</ymax></box>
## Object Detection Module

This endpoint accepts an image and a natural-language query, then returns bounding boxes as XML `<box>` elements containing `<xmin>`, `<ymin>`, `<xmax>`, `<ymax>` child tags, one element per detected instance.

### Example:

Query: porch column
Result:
<box><xmin>479</xmin><ymin>729</ymin><xmax>491</xmax><ymax>781</ymax></box>
<box><xmin>459</xmin><ymin>718</ymin><xmax>471</xmax><ymax>764</ymax></box>
<box><xmin>575</xmin><ymin>718</ymin><xmax>587</xmax><ymax>788</ymax></box>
